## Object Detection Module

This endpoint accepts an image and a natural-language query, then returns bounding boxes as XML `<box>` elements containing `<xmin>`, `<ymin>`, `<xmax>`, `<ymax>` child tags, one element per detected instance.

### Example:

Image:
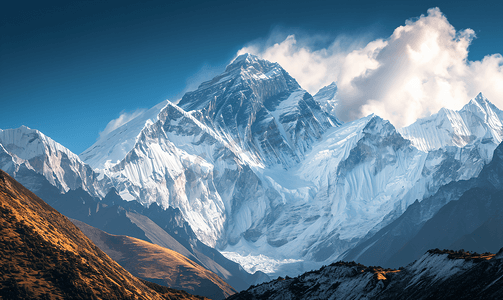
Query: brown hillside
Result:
<box><xmin>73</xmin><ymin>219</ymin><xmax>236</xmax><ymax>299</ymax></box>
<box><xmin>0</xmin><ymin>169</ymin><xmax>206</xmax><ymax>300</ymax></box>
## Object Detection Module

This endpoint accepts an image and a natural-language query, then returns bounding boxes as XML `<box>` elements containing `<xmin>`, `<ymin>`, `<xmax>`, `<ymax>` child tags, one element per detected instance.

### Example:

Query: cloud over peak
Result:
<box><xmin>238</xmin><ymin>7</ymin><xmax>503</xmax><ymax>128</ymax></box>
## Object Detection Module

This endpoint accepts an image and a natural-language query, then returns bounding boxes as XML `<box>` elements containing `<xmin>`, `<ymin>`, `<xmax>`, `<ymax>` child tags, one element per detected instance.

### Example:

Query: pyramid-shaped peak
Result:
<box><xmin>232</xmin><ymin>52</ymin><xmax>254</xmax><ymax>62</ymax></box>
<box><xmin>471</xmin><ymin>92</ymin><xmax>489</xmax><ymax>105</ymax></box>
<box><xmin>314</xmin><ymin>82</ymin><xmax>338</xmax><ymax>99</ymax></box>
<box><xmin>225</xmin><ymin>53</ymin><xmax>278</xmax><ymax>72</ymax></box>
<box><xmin>317</xmin><ymin>82</ymin><xmax>337</xmax><ymax>91</ymax></box>
<box><xmin>464</xmin><ymin>92</ymin><xmax>501</xmax><ymax>116</ymax></box>
<box><xmin>230</xmin><ymin>53</ymin><xmax>261</xmax><ymax>64</ymax></box>
<box><xmin>178</xmin><ymin>52</ymin><xmax>301</xmax><ymax>112</ymax></box>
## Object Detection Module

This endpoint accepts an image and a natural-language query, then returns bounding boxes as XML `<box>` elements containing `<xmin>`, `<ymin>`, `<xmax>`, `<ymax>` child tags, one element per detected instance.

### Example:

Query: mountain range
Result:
<box><xmin>2</xmin><ymin>53</ymin><xmax>503</xmax><ymax>291</ymax></box>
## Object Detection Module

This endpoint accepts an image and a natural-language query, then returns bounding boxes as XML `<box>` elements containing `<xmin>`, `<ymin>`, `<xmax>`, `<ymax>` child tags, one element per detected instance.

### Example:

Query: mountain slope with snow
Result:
<box><xmin>313</xmin><ymin>81</ymin><xmax>338</xmax><ymax>118</ymax></box>
<box><xmin>342</xmin><ymin>96</ymin><xmax>503</xmax><ymax>268</ymax></box>
<box><xmin>399</xmin><ymin>93</ymin><xmax>503</xmax><ymax>153</ymax></box>
<box><xmin>78</xmin><ymin>55</ymin><xmax>503</xmax><ymax>277</ymax></box>
<box><xmin>5</xmin><ymin>54</ymin><xmax>503</xmax><ymax>280</ymax></box>
<box><xmin>0</xmin><ymin>126</ymin><xmax>110</xmax><ymax>198</ymax></box>
<box><xmin>178</xmin><ymin>53</ymin><xmax>340</xmax><ymax>168</ymax></box>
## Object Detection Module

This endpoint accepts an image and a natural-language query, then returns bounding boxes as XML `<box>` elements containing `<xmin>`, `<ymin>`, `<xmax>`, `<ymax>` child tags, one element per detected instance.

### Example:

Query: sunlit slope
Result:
<box><xmin>73</xmin><ymin>219</ymin><xmax>236</xmax><ymax>299</ymax></box>
<box><xmin>0</xmin><ymin>169</ymin><xmax>205</xmax><ymax>300</ymax></box>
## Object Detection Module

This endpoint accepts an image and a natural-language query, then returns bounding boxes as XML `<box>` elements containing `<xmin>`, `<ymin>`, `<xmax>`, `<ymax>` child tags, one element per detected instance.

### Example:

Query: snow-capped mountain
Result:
<box><xmin>98</xmin><ymin>54</ymin><xmax>343</xmax><ymax>249</ymax></box>
<box><xmin>0</xmin><ymin>126</ymin><xmax>110</xmax><ymax>198</ymax></box>
<box><xmin>365</xmin><ymin>93</ymin><xmax>503</xmax><ymax>228</ymax></box>
<box><xmin>399</xmin><ymin>93</ymin><xmax>503</xmax><ymax>153</ymax></box>
<box><xmin>103</xmin><ymin>101</ymin><xmax>252</xmax><ymax>245</ymax></box>
<box><xmin>178</xmin><ymin>53</ymin><xmax>340</xmax><ymax>168</ymax></box>
<box><xmin>313</xmin><ymin>81</ymin><xmax>338</xmax><ymax>118</ymax></box>
<box><xmin>228</xmin><ymin>249</ymin><xmax>503</xmax><ymax>299</ymax></box>
<box><xmin>4</xmin><ymin>54</ymin><xmax>503</xmax><ymax>280</ymax></box>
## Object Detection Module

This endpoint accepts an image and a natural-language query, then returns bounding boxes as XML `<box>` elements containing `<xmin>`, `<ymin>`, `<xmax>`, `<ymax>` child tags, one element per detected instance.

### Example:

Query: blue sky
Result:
<box><xmin>1</xmin><ymin>0</ymin><xmax>502</xmax><ymax>154</ymax></box>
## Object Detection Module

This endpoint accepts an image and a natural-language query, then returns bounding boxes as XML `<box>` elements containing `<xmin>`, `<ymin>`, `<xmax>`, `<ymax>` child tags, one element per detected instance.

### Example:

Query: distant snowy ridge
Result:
<box><xmin>313</xmin><ymin>81</ymin><xmax>338</xmax><ymax>118</ymax></box>
<box><xmin>399</xmin><ymin>93</ymin><xmax>503</xmax><ymax>153</ymax></box>
<box><xmin>0</xmin><ymin>126</ymin><xmax>111</xmax><ymax>198</ymax></box>
<box><xmin>178</xmin><ymin>53</ymin><xmax>340</xmax><ymax>168</ymax></box>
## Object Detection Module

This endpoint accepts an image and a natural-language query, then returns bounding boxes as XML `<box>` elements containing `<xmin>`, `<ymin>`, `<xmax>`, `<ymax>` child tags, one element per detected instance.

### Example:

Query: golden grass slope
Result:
<box><xmin>0</xmin><ymin>169</ymin><xmax>206</xmax><ymax>300</ymax></box>
<box><xmin>73</xmin><ymin>219</ymin><xmax>236</xmax><ymax>300</ymax></box>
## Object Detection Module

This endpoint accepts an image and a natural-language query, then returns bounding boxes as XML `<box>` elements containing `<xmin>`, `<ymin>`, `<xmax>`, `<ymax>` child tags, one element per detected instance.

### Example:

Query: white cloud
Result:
<box><xmin>99</xmin><ymin>109</ymin><xmax>145</xmax><ymax>139</ymax></box>
<box><xmin>238</xmin><ymin>8</ymin><xmax>503</xmax><ymax>128</ymax></box>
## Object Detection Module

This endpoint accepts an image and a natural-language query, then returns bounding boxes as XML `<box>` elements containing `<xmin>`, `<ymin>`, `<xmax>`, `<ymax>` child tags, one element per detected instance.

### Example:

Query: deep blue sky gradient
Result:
<box><xmin>1</xmin><ymin>0</ymin><xmax>502</xmax><ymax>154</ymax></box>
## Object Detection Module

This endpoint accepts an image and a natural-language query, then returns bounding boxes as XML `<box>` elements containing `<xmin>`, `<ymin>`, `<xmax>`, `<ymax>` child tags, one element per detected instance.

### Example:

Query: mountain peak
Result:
<box><xmin>463</xmin><ymin>92</ymin><xmax>503</xmax><ymax>123</ymax></box>
<box><xmin>314</xmin><ymin>82</ymin><xmax>338</xmax><ymax>100</ymax></box>
<box><xmin>224</xmin><ymin>53</ymin><xmax>279</xmax><ymax>75</ymax></box>
<box><xmin>0</xmin><ymin>126</ymin><xmax>74</xmax><ymax>161</ymax></box>
<box><xmin>175</xmin><ymin>53</ymin><xmax>336</xmax><ymax>168</ymax></box>
<box><xmin>230</xmin><ymin>53</ymin><xmax>259</xmax><ymax>65</ymax></box>
<box><xmin>363</xmin><ymin>114</ymin><xmax>401</xmax><ymax>138</ymax></box>
<box><xmin>178</xmin><ymin>54</ymin><xmax>299</xmax><ymax>112</ymax></box>
<box><xmin>474</xmin><ymin>92</ymin><xmax>488</xmax><ymax>104</ymax></box>
<box><xmin>465</xmin><ymin>92</ymin><xmax>491</xmax><ymax>110</ymax></box>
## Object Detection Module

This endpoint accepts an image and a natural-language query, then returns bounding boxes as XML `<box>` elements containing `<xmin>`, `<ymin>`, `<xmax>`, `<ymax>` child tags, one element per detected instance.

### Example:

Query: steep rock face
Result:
<box><xmin>98</xmin><ymin>55</ymin><xmax>340</xmax><ymax>252</ymax></box>
<box><xmin>103</xmin><ymin>101</ymin><xmax>273</xmax><ymax>247</ymax></box>
<box><xmin>221</xmin><ymin>112</ymin><xmax>481</xmax><ymax>273</ymax></box>
<box><xmin>0</xmin><ymin>126</ymin><xmax>110</xmax><ymax>198</ymax></box>
<box><xmin>178</xmin><ymin>53</ymin><xmax>340</xmax><ymax>168</ymax></box>
<box><xmin>228</xmin><ymin>250</ymin><xmax>503</xmax><ymax>300</ymax></box>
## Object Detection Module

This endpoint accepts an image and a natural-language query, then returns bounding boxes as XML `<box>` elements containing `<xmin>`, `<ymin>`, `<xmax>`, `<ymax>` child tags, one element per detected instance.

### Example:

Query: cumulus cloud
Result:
<box><xmin>238</xmin><ymin>8</ymin><xmax>503</xmax><ymax>128</ymax></box>
<box><xmin>99</xmin><ymin>109</ymin><xmax>145</xmax><ymax>139</ymax></box>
